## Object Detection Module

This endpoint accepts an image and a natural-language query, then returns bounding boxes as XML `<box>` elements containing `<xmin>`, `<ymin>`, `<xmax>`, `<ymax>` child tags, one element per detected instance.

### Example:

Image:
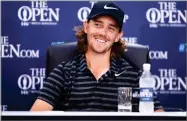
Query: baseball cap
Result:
<box><xmin>87</xmin><ymin>1</ymin><xmax>124</xmax><ymax>29</ymax></box>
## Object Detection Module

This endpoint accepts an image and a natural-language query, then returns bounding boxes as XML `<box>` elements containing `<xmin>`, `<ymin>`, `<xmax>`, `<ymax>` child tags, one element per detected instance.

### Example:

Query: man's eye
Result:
<box><xmin>109</xmin><ymin>27</ymin><xmax>115</xmax><ymax>32</ymax></box>
<box><xmin>95</xmin><ymin>23</ymin><xmax>101</xmax><ymax>27</ymax></box>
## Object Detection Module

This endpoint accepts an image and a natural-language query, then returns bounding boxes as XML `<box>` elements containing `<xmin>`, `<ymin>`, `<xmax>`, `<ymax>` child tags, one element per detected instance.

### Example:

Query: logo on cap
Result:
<box><xmin>104</xmin><ymin>5</ymin><xmax>118</xmax><ymax>10</ymax></box>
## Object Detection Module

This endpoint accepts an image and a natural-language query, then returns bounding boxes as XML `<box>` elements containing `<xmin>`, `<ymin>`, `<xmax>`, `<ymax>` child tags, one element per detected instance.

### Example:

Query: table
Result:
<box><xmin>1</xmin><ymin>111</ymin><xmax>186</xmax><ymax>120</ymax></box>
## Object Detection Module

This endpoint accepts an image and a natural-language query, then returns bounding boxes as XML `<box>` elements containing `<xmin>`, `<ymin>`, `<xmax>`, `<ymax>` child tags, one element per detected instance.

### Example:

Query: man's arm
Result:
<box><xmin>155</xmin><ymin>109</ymin><xmax>164</xmax><ymax>112</ymax></box>
<box><xmin>30</xmin><ymin>99</ymin><xmax>53</xmax><ymax>111</ymax></box>
<box><xmin>153</xmin><ymin>92</ymin><xmax>165</xmax><ymax>112</ymax></box>
<box><xmin>30</xmin><ymin>63</ymin><xmax>66</xmax><ymax>111</ymax></box>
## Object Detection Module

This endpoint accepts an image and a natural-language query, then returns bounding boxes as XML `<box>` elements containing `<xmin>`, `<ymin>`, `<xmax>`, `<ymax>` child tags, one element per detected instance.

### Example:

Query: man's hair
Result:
<box><xmin>73</xmin><ymin>25</ymin><xmax>126</xmax><ymax>59</ymax></box>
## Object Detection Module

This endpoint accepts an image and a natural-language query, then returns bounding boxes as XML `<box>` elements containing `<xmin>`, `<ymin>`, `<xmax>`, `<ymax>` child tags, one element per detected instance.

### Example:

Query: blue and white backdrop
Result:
<box><xmin>1</xmin><ymin>1</ymin><xmax>186</xmax><ymax>111</ymax></box>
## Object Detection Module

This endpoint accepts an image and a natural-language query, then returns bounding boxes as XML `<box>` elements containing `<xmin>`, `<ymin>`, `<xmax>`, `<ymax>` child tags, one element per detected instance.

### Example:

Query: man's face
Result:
<box><xmin>84</xmin><ymin>15</ymin><xmax>123</xmax><ymax>54</ymax></box>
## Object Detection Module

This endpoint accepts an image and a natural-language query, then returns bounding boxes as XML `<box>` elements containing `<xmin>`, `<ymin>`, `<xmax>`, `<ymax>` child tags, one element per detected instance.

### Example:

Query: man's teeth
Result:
<box><xmin>97</xmin><ymin>39</ymin><xmax>105</xmax><ymax>43</ymax></box>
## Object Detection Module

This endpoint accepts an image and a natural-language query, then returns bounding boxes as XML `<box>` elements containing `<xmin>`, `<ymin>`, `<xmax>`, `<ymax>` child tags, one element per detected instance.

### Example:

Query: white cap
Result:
<box><xmin>143</xmin><ymin>63</ymin><xmax>151</xmax><ymax>71</ymax></box>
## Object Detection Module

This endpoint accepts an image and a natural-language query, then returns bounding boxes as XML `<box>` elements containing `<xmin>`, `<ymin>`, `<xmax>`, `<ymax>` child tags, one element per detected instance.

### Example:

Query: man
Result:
<box><xmin>31</xmin><ymin>1</ymin><xmax>163</xmax><ymax>111</ymax></box>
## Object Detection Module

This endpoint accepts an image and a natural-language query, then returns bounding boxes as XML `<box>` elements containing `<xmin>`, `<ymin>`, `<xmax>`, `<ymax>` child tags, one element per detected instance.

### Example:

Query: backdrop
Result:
<box><xmin>1</xmin><ymin>1</ymin><xmax>186</xmax><ymax>111</ymax></box>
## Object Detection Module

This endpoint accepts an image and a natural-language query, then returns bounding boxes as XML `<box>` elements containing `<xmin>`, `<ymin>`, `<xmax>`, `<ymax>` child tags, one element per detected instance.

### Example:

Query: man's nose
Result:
<box><xmin>99</xmin><ymin>28</ymin><xmax>107</xmax><ymax>36</ymax></box>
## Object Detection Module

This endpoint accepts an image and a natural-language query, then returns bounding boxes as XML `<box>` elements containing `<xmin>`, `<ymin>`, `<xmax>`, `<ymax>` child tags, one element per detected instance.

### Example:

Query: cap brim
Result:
<box><xmin>88</xmin><ymin>12</ymin><xmax>121</xmax><ymax>28</ymax></box>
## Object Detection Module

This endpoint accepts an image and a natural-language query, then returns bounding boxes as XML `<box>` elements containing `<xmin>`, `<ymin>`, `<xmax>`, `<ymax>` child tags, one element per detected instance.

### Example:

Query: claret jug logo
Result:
<box><xmin>153</xmin><ymin>69</ymin><xmax>186</xmax><ymax>95</ymax></box>
<box><xmin>18</xmin><ymin>0</ymin><xmax>60</xmax><ymax>26</ymax></box>
<box><xmin>146</xmin><ymin>2</ymin><xmax>186</xmax><ymax>28</ymax></box>
<box><xmin>18</xmin><ymin>68</ymin><xmax>45</xmax><ymax>95</ymax></box>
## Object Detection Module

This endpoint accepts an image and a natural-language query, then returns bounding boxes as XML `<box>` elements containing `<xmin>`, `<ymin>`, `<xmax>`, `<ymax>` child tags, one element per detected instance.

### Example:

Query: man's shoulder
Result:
<box><xmin>117</xmin><ymin>56</ymin><xmax>141</xmax><ymax>76</ymax></box>
<box><xmin>114</xmin><ymin>57</ymin><xmax>141</xmax><ymax>87</ymax></box>
<box><xmin>59</xmin><ymin>54</ymin><xmax>83</xmax><ymax>70</ymax></box>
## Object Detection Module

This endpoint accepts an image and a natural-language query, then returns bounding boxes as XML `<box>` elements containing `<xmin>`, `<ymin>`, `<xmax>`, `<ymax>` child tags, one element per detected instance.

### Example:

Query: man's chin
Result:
<box><xmin>92</xmin><ymin>49</ymin><xmax>110</xmax><ymax>54</ymax></box>
<box><xmin>88</xmin><ymin>46</ymin><xmax>111</xmax><ymax>54</ymax></box>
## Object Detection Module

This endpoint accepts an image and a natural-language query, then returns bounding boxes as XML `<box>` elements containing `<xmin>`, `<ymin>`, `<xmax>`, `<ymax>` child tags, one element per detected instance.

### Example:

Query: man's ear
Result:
<box><xmin>115</xmin><ymin>31</ymin><xmax>123</xmax><ymax>42</ymax></box>
<box><xmin>83</xmin><ymin>21</ymin><xmax>88</xmax><ymax>34</ymax></box>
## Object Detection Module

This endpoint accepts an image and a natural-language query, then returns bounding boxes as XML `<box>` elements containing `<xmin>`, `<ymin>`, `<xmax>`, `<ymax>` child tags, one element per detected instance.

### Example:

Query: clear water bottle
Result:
<box><xmin>139</xmin><ymin>63</ymin><xmax>154</xmax><ymax>113</ymax></box>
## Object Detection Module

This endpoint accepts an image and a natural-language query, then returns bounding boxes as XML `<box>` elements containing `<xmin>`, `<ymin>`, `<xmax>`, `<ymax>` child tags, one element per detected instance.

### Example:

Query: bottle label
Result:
<box><xmin>139</xmin><ymin>88</ymin><xmax>153</xmax><ymax>102</ymax></box>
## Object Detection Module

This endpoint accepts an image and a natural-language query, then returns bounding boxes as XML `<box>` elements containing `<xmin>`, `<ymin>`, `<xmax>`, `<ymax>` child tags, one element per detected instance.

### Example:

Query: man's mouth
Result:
<box><xmin>96</xmin><ymin>39</ymin><xmax>106</xmax><ymax>43</ymax></box>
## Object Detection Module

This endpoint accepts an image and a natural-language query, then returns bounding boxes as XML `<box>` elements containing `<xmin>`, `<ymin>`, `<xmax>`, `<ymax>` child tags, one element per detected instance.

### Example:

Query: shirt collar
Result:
<box><xmin>76</xmin><ymin>54</ymin><xmax>89</xmax><ymax>72</ymax></box>
<box><xmin>110</xmin><ymin>56</ymin><xmax>119</xmax><ymax>74</ymax></box>
<box><xmin>76</xmin><ymin>54</ymin><xmax>119</xmax><ymax>74</ymax></box>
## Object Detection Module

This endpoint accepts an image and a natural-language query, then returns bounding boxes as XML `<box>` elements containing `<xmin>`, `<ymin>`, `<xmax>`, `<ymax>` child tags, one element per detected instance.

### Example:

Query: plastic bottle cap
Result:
<box><xmin>143</xmin><ymin>63</ymin><xmax>151</xmax><ymax>71</ymax></box>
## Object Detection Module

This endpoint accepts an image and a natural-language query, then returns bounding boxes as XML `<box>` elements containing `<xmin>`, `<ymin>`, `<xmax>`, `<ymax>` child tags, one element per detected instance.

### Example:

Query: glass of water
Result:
<box><xmin>118</xmin><ymin>87</ymin><xmax>132</xmax><ymax>112</ymax></box>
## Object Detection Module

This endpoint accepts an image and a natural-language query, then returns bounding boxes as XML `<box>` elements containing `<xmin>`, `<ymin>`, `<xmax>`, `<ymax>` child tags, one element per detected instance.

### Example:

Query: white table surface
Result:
<box><xmin>1</xmin><ymin>111</ymin><xmax>186</xmax><ymax>117</ymax></box>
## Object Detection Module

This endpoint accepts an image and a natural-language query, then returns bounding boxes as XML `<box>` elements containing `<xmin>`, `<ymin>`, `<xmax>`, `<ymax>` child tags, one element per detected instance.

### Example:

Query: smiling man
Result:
<box><xmin>31</xmin><ymin>1</ymin><xmax>163</xmax><ymax>112</ymax></box>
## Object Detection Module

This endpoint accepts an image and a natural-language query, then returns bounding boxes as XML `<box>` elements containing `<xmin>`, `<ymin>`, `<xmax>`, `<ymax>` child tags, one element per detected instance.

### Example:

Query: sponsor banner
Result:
<box><xmin>51</xmin><ymin>41</ymin><xmax>64</xmax><ymax>45</ymax></box>
<box><xmin>77</xmin><ymin>1</ymin><xmax>129</xmax><ymax>23</ymax></box>
<box><xmin>153</xmin><ymin>69</ymin><xmax>186</xmax><ymax>95</ymax></box>
<box><xmin>122</xmin><ymin>37</ymin><xmax>138</xmax><ymax>44</ymax></box>
<box><xmin>0</xmin><ymin>36</ymin><xmax>40</xmax><ymax>58</ymax></box>
<box><xmin>178</xmin><ymin>43</ymin><xmax>187</xmax><ymax>53</ymax></box>
<box><xmin>1</xmin><ymin>105</ymin><xmax>8</xmax><ymax>111</ymax></box>
<box><xmin>149</xmin><ymin>50</ymin><xmax>168</xmax><ymax>60</ymax></box>
<box><xmin>18</xmin><ymin>68</ymin><xmax>45</xmax><ymax>95</ymax></box>
<box><xmin>18</xmin><ymin>0</ymin><xmax>60</xmax><ymax>26</ymax></box>
<box><xmin>146</xmin><ymin>2</ymin><xmax>186</xmax><ymax>28</ymax></box>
